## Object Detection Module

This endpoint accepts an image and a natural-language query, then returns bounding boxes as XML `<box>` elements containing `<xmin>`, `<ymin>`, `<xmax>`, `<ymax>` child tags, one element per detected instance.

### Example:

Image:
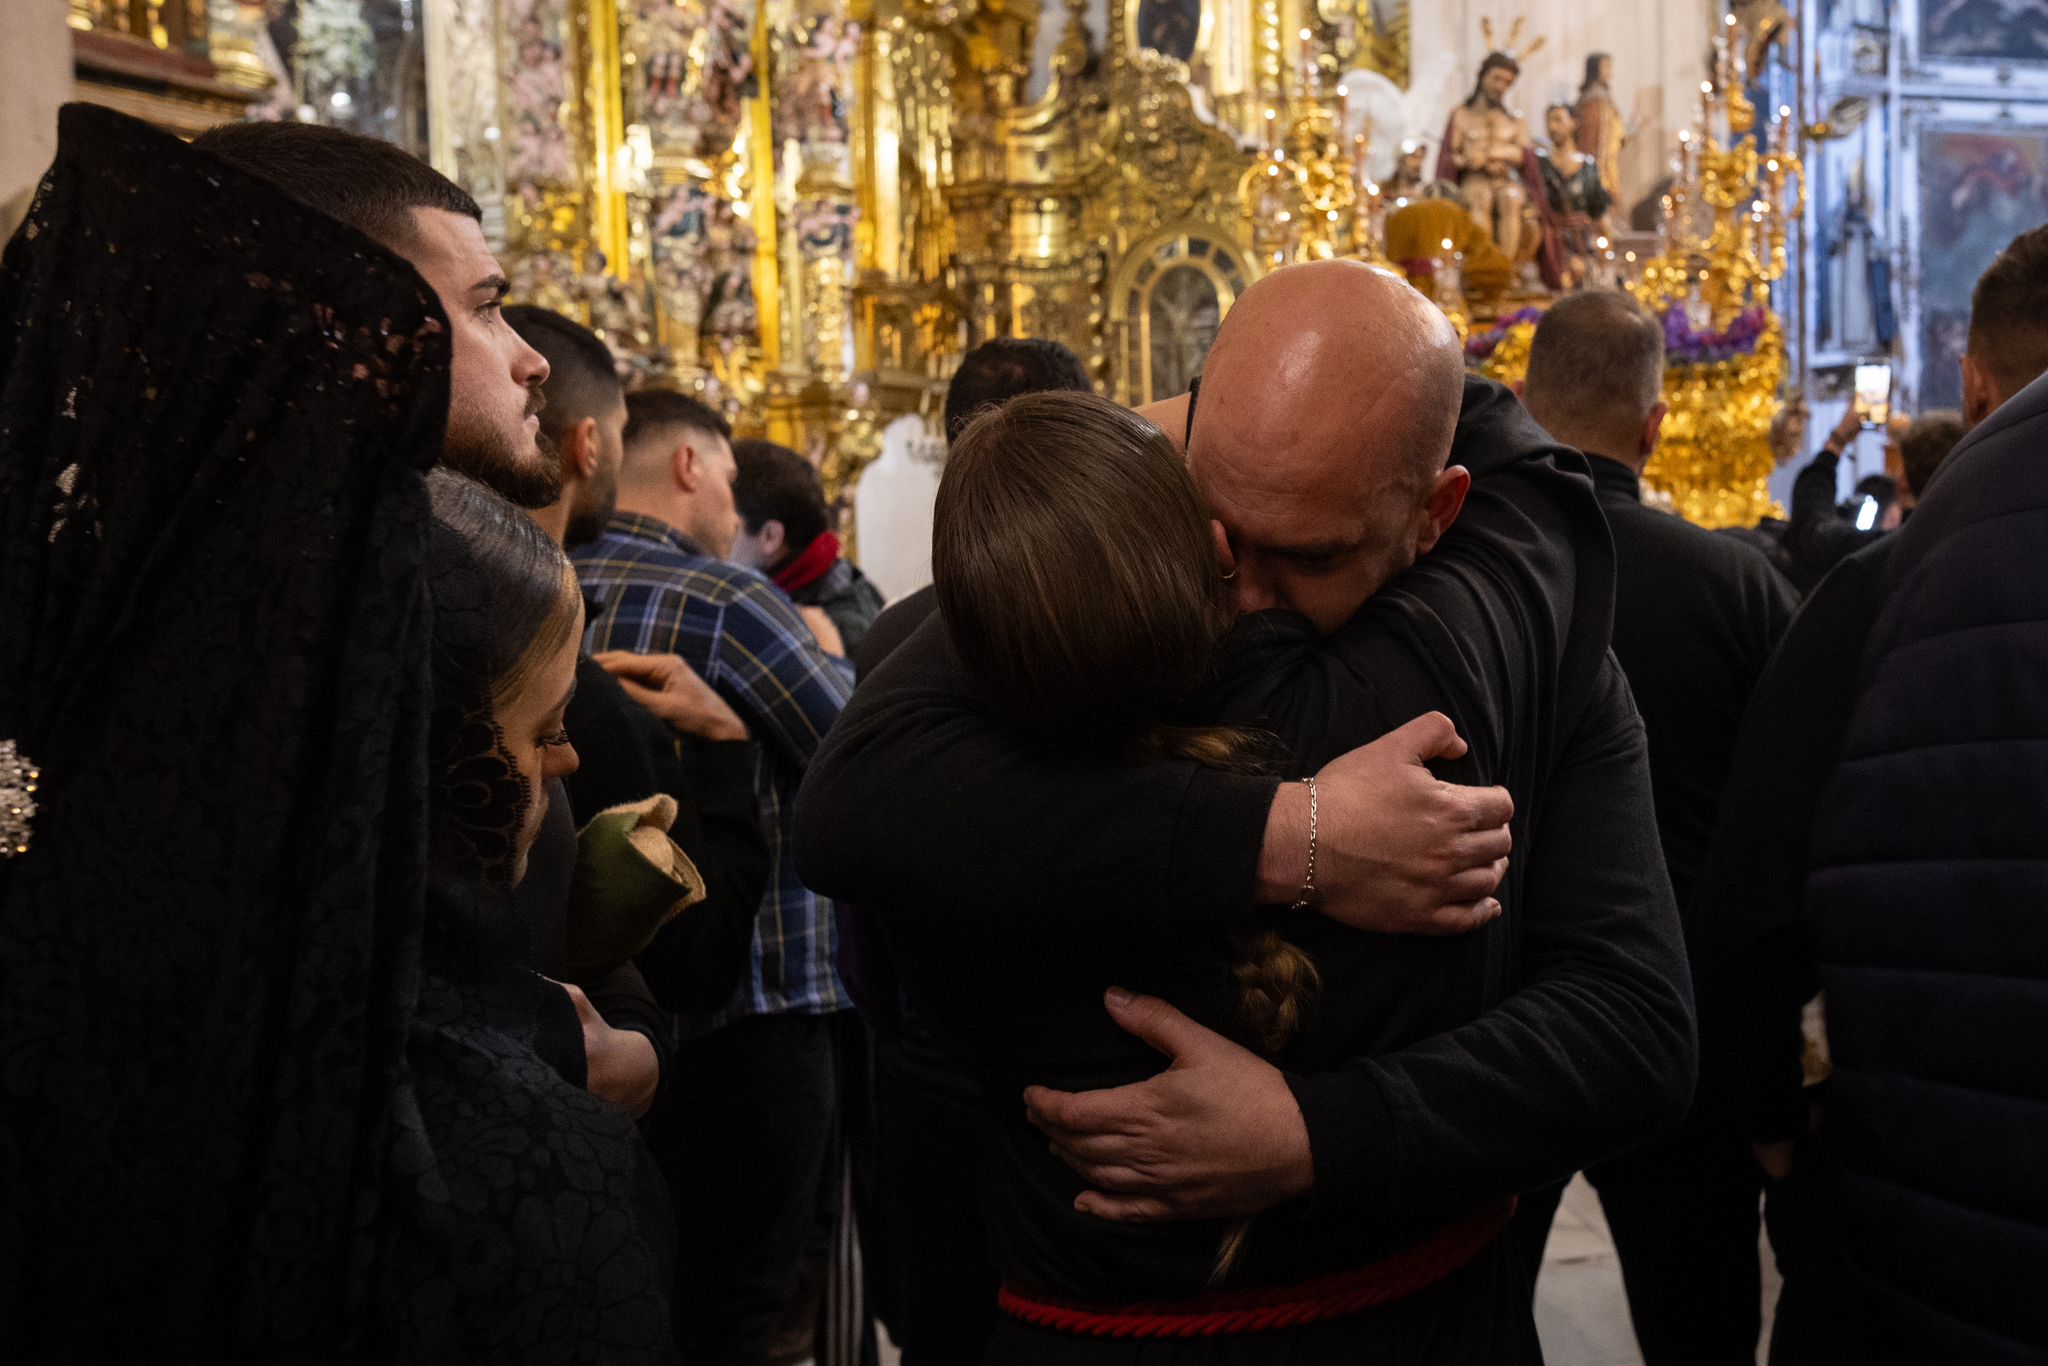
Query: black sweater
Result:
<box><xmin>795</xmin><ymin>380</ymin><xmax>1695</xmax><ymax>1302</ymax></box>
<box><xmin>1693</xmin><ymin>539</ymin><xmax>1891</xmax><ymax>1144</ymax></box>
<box><xmin>1587</xmin><ymin>455</ymin><xmax>1796</xmax><ymax>921</ymax></box>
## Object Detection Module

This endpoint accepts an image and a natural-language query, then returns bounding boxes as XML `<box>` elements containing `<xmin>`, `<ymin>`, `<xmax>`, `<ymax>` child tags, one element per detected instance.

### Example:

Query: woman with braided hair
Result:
<box><xmin>850</xmin><ymin>391</ymin><xmax>1515</xmax><ymax>1362</ymax></box>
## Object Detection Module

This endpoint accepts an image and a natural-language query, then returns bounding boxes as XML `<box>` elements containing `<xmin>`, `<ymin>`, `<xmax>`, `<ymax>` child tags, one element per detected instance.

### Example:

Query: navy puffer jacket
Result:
<box><xmin>1806</xmin><ymin>373</ymin><xmax>2048</xmax><ymax>1363</ymax></box>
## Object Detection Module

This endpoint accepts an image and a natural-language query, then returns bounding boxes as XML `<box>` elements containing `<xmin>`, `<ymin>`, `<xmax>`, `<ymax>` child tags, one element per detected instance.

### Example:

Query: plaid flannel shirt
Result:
<box><xmin>572</xmin><ymin>511</ymin><xmax>855</xmax><ymax>1021</ymax></box>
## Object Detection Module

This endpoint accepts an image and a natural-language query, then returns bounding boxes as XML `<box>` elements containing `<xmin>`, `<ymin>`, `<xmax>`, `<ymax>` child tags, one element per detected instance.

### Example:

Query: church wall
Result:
<box><xmin>0</xmin><ymin>1</ymin><xmax>75</xmax><ymax>233</ymax></box>
<box><xmin>1795</xmin><ymin>0</ymin><xmax>2048</xmax><ymax>506</ymax></box>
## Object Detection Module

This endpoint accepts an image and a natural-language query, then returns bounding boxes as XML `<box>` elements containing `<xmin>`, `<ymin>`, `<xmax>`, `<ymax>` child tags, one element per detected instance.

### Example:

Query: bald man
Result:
<box><xmin>795</xmin><ymin>262</ymin><xmax>1693</xmax><ymax>1357</ymax></box>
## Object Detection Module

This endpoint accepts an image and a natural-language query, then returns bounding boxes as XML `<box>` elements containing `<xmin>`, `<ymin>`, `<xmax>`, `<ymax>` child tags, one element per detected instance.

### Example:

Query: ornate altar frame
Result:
<box><xmin>1898</xmin><ymin>0</ymin><xmax>2048</xmax><ymax>93</ymax></box>
<box><xmin>1896</xmin><ymin>98</ymin><xmax>2048</xmax><ymax>411</ymax></box>
<box><xmin>1110</xmin><ymin>224</ymin><xmax>1256</xmax><ymax>403</ymax></box>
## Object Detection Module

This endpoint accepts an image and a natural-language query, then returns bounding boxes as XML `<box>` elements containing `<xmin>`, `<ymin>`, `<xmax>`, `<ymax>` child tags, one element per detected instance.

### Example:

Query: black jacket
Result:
<box><xmin>1803</xmin><ymin>377</ymin><xmax>2048</xmax><ymax>1360</ymax></box>
<box><xmin>792</xmin><ymin>555</ymin><xmax>886</xmax><ymax>659</ymax></box>
<box><xmin>561</xmin><ymin>653</ymin><xmax>769</xmax><ymax>1022</ymax></box>
<box><xmin>1694</xmin><ymin>537</ymin><xmax>1893</xmax><ymax>1145</ymax></box>
<box><xmin>856</xmin><ymin>583</ymin><xmax>934</xmax><ymax>679</ymax></box>
<box><xmin>796</xmin><ymin>379</ymin><xmax>1694</xmax><ymax>1302</ymax></box>
<box><xmin>1783</xmin><ymin>447</ymin><xmax>1885</xmax><ymax>593</ymax></box>
<box><xmin>1587</xmin><ymin>455</ymin><xmax>1796</xmax><ymax>920</ymax></box>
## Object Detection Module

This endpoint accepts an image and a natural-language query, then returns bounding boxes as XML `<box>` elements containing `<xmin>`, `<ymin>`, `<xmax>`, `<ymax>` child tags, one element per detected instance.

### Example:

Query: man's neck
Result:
<box><xmin>611</xmin><ymin>493</ymin><xmax>691</xmax><ymax>541</ymax></box>
<box><xmin>1581</xmin><ymin>448</ymin><xmax>1647</xmax><ymax>476</ymax></box>
<box><xmin>1549</xmin><ymin>432</ymin><xmax>1644</xmax><ymax>475</ymax></box>
<box><xmin>529</xmin><ymin>497</ymin><xmax>573</xmax><ymax>549</ymax></box>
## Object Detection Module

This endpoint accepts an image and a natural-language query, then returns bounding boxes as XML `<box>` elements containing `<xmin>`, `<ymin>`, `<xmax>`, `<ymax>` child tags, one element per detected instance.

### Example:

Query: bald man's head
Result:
<box><xmin>1188</xmin><ymin>260</ymin><xmax>1468</xmax><ymax>633</ymax></box>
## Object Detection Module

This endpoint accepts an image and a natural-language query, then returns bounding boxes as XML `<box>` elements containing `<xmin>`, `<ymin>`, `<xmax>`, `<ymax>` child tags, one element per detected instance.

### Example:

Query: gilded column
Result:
<box><xmin>426</xmin><ymin>0</ymin><xmax>508</xmax><ymax>243</ymax></box>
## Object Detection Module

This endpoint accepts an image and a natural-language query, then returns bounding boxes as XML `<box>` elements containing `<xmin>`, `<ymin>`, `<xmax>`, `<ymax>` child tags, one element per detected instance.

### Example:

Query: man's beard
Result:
<box><xmin>443</xmin><ymin>390</ymin><xmax>563</xmax><ymax>509</ymax></box>
<box><xmin>563</xmin><ymin>461</ymin><xmax>619</xmax><ymax>547</ymax></box>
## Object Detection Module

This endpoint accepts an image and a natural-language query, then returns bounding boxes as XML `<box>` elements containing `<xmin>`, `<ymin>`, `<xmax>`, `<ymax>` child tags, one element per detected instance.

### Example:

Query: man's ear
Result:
<box><xmin>564</xmin><ymin>416</ymin><xmax>600</xmax><ymax>481</ymax></box>
<box><xmin>671</xmin><ymin>440</ymin><xmax>701</xmax><ymax>493</ymax></box>
<box><xmin>1414</xmin><ymin>465</ymin><xmax>1472</xmax><ymax>558</ymax></box>
<box><xmin>1962</xmin><ymin>353</ymin><xmax>1996</xmax><ymax>428</ymax></box>
<box><xmin>1641</xmin><ymin>401</ymin><xmax>1669</xmax><ymax>459</ymax></box>
<box><xmin>758</xmin><ymin>518</ymin><xmax>788</xmax><ymax>562</ymax></box>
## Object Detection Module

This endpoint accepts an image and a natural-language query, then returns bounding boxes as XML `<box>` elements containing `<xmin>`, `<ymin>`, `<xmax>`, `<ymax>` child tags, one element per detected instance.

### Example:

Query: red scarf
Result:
<box><xmin>774</xmin><ymin>530</ymin><xmax>842</xmax><ymax>596</ymax></box>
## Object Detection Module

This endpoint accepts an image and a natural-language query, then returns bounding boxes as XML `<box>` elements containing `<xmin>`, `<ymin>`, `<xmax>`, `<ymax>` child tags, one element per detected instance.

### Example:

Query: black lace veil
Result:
<box><xmin>0</xmin><ymin>105</ymin><xmax>671</xmax><ymax>1361</ymax></box>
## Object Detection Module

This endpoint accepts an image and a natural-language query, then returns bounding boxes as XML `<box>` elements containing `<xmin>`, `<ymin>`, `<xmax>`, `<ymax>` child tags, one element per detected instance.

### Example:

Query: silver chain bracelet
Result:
<box><xmin>1290</xmin><ymin>776</ymin><xmax>1319</xmax><ymax>911</ymax></box>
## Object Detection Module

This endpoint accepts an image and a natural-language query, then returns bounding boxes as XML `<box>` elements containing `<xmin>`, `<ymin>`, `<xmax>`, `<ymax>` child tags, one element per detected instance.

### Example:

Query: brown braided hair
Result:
<box><xmin>936</xmin><ymin>391</ymin><xmax>1319</xmax><ymax>1285</ymax></box>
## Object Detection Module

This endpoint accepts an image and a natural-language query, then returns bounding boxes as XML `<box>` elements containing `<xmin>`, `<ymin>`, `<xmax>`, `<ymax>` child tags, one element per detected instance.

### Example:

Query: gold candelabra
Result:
<box><xmin>1241</xmin><ymin>34</ymin><xmax>1362</xmax><ymax>268</ymax></box>
<box><xmin>1625</xmin><ymin>9</ymin><xmax>1804</xmax><ymax>529</ymax></box>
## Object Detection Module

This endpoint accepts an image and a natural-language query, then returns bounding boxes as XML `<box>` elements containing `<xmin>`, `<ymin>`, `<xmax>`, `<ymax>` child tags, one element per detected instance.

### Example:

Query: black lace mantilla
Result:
<box><xmin>0</xmin><ymin>105</ymin><xmax>673</xmax><ymax>1360</ymax></box>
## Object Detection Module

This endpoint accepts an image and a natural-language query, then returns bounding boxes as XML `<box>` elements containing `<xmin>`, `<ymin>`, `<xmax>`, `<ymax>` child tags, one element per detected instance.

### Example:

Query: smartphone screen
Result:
<box><xmin>1854</xmin><ymin>495</ymin><xmax>1881</xmax><ymax>532</ymax></box>
<box><xmin>1854</xmin><ymin>363</ymin><xmax>1893</xmax><ymax>429</ymax></box>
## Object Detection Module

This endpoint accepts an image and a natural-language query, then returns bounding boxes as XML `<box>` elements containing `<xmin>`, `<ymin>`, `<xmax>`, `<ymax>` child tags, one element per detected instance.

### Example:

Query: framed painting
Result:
<box><xmin>1904</xmin><ymin>0</ymin><xmax>2048</xmax><ymax>88</ymax></box>
<box><xmin>1129</xmin><ymin>0</ymin><xmax>1208</xmax><ymax>65</ymax></box>
<box><xmin>1902</xmin><ymin>106</ymin><xmax>2048</xmax><ymax>409</ymax></box>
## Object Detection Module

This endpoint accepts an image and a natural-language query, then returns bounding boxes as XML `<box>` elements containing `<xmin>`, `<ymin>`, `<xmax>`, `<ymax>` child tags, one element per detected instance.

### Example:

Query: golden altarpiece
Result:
<box><xmin>420</xmin><ymin>0</ymin><xmax>1416</xmax><ymax>498</ymax></box>
<box><xmin>58</xmin><ymin>0</ymin><xmax>1806</xmax><ymax>530</ymax></box>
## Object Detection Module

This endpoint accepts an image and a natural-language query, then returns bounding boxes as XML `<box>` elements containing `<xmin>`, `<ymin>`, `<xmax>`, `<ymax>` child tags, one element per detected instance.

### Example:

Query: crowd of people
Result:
<box><xmin>0</xmin><ymin>103</ymin><xmax>2042</xmax><ymax>1366</ymax></box>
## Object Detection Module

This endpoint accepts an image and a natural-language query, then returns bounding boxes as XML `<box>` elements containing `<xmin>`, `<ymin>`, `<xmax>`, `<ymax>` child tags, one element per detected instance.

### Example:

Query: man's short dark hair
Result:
<box><xmin>1899</xmin><ymin>410</ymin><xmax>1967</xmax><ymax>498</ymax></box>
<box><xmin>943</xmin><ymin>338</ymin><xmax>1092</xmax><ymax>444</ymax></box>
<box><xmin>1969</xmin><ymin>225</ymin><xmax>2048</xmax><ymax>399</ymax></box>
<box><xmin>732</xmin><ymin>439</ymin><xmax>830</xmax><ymax>550</ymax></box>
<box><xmin>1523</xmin><ymin>290</ymin><xmax>1667</xmax><ymax>439</ymax></box>
<box><xmin>623</xmin><ymin>389</ymin><xmax>733</xmax><ymax>450</ymax></box>
<box><xmin>506</xmin><ymin>305</ymin><xmax>623</xmax><ymax>444</ymax></box>
<box><xmin>192</xmin><ymin>120</ymin><xmax>480</xmax><ymax>251</ymax></box>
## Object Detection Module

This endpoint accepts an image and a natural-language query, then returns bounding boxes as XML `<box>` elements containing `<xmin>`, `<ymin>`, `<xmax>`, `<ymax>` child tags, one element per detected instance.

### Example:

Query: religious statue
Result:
<box><xmin>1574</xmin><ymin>53</ymin><xmax>1626</xmax><ymax>206</ymax></box>
<box><xmin>1438</xmin><ymin>50</ymin><xmax>1533</xmax><ymax>263</ymax></box>
<box><xmin>579</xmin><ymin>251</ymin><xmax>651</xmax><ymax>359</ymax></box>
<box><xmin>1537</xmin><ymin>104</ymin><xmax>1613</xmax><ymax>290</ymax></box>
<box><xmin>1436</xmin><ymin>26</ymin><xmax>1564</xmax><ymax>290</ymax></box>
<box><xmin>1384</xmin><ymin>138</ymin><xmax>1429</xmax><ymax>204</ymax></box>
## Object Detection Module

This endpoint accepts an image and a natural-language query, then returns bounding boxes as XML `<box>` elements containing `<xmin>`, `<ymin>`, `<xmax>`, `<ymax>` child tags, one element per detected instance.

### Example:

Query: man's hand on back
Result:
<box><xmin>798</xmin><ymin>606</ymin><xmax>846</xmax><ymax>658</ymax></box>
<box><xmin>595</xmin><ymin>650</ymin><xmax>750</xmax><ymax>742</ymax></box>
<box><xmin>1258</xmin><ymin>712</ymin><xmax>1513</xmax><ymax>935</ymax></box>
<box><xmin>1023</xmin><ymin>989</ymin><xmax>1312</xmax><ymax>1222</ymax></box>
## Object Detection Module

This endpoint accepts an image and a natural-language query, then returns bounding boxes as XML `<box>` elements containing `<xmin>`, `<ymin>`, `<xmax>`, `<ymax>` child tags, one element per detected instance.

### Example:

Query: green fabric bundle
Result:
<box><xmin>566</xmin><ymin>794</ymin><xmax>707</xmax><ymax>975</ymax></box>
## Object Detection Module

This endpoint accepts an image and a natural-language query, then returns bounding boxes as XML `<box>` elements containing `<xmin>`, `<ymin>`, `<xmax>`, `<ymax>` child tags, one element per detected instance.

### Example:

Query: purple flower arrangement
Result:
<box><xmin>1463</xmin><ymin>307</ymin><xmax>1546</xmax><ymax>362</ymax></box>
<box><xmin>1661</xmin><ymin>305</ymin><xmax>1769</xmax><ymax>366</ymax></box>
<box><xmin>1464</xmin><ymin>302</ymin><xmax>1770</xmax><ymax>367</ymax></box>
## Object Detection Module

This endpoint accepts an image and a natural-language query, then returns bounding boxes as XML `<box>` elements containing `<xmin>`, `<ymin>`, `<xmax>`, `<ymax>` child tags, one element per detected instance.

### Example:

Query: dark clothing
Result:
<box><xmin>646</xmin><ymin>1011</ymin><xmax>841</xmax><ymax>1364</ymax></box>
<box><xmin>849</xmin><ymin>590</ymin><xmax>1001</xmax><ymax>1366</ymax></box>
<box><xmin>1696</xmin><ymin>541</ymin><xmax>1893</xmax><ymax>1146</ymax></box>
<box><xmin>1523</xmin><ymin>457</ymin><xmax>1790</xmax><ymax>1364</ymax></box>
<box><xmin>867</xmin><ymin>1024</ymin><xmax>1001</xmax><ymax>1362</ymax></box>
<box><xmin>1802</xmin><ymin>376</ymin><xmax>2048</xmax><ymax>1360</ymax></box>
<box><xmin>793</xmin><ymin>555</ymin><xmax>887</xmax><ymax>659</ymax></box>
<box><xmin>856</xmin><ymin>582</ymin><xmax>936</xmax><ymax>680</ymax></box>
<box><xmin>1783</xmin><ymin>448</ymin><xmax>1885</xmax><ymax>593</ymax></box>
<box><xmin>1588</xmin><ymin>455</ymin><xmax>1797</xmax><ymax>924</ymax></box>
<box><xmin>512</xmin><ymin>780</ymin><xmax>672</xmax><ymax>1085</ymax></box>
<box><xmin>1691</xmin><ymin>544</ymin><xmax>1895</xmax><ymax>1366</ymax></box>
<box><xmin>1515</xmin><ymin>1129</ymin><xmax>1765</xmax><ymax>1366</ymax></box>
<box><xmin>561</xmin><ymin>652</ymin><xmax>767</xmax><ymax>1021</ymax></box>
<box><xmin>795</xmin><ymin>379</ymin><xmax>1694</xmax><ymax>1332</ymax></box>
<box><xmin>0</xmin><ymin>105</ymin><xmax>672</xmax><ymax>1360</ymax></box>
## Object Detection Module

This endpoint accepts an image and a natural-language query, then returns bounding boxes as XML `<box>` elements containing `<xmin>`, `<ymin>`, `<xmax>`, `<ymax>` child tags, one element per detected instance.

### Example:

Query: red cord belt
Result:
<box><xmin>997</xmin><ymin>1197</ymin><xmax>1516</xmax><ymax>1339</ymax></box>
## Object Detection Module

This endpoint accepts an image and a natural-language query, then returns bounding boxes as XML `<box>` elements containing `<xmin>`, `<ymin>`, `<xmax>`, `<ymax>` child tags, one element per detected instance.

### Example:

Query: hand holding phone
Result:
<box><xmin>1854</xmin><ymin>362</ymin><xmax>1893</xmax><ymax>430</ymax></box>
